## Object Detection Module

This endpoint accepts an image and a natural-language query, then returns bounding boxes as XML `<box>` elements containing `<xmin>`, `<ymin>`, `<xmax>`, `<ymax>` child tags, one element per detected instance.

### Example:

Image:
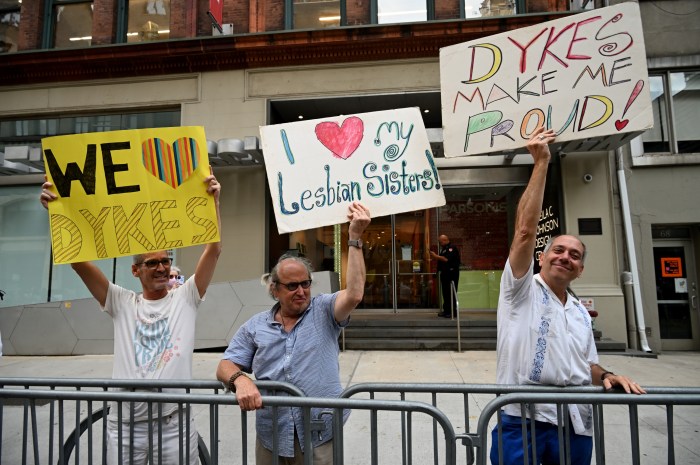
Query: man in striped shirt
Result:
<box><xmin>217</xmin><ymin>201</ymin><xmax>370</xmax><ymax>465</ymax></box>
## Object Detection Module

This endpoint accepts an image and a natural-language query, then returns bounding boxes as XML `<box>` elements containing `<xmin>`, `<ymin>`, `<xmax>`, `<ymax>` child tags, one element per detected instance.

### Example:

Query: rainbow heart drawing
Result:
<box><xmin>142</xmin><ymin>137</ymin><xmax>200</xmax><ymax>188</ymax></box>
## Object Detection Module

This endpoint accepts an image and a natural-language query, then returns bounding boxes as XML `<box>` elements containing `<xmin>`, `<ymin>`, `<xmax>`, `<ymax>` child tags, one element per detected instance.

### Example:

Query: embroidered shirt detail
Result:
<box><xmin>574</xmin><ymin>302</ymin><xmax>592</xmax><ymax>330</ymax></box>
<box><xmin>529</xmin><ymin>315</ymin><xmax>551</xmax><ymax>382</ymax></box>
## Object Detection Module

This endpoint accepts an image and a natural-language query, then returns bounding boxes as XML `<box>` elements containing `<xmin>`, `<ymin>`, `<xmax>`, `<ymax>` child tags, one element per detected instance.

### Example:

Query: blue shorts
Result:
<box><xmin>490</xmin><ymin>413</ymin><xmax>593</xmax><ymax>465</ymax></box>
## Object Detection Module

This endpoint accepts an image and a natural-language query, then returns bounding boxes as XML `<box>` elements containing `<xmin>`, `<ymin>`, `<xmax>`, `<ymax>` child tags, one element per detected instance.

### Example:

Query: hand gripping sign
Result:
<box><xmin>440</xmin><ymin>2</ymin><xmax>653</xmax><ymax>157</ymax></box>
<box><xmin>42</xmin><ymin>126</ymin><xmax>220</xmax><ymax>264</ymax></box>
<box><xmin>260</xmin><ymin>107</ymin><xmax>446</xmax><ymax>234</ymax></box>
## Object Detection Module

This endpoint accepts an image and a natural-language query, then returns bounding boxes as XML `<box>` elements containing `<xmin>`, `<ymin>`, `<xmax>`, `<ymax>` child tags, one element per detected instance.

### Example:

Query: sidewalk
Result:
<box><xmin>3</xmin><ymin>350</ymin><xmax>699</xmax><ymax>387</ymax></box>
<box><xmin>2</xmin><ymin>350</ymin><xmax>700</xmax><ymax>464</ymax></box>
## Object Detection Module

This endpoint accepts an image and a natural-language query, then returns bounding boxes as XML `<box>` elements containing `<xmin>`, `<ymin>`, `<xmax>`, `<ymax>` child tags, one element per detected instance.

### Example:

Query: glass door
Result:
<box><xmin>356</xmin><ymin>210</ymin><xmax>438</xmax><ymax>311</ymax></box>
<box><xmin>440</xmin><ymin>186</ymin><xmax>515</xmax><ymax>310</ymax></box>
<box><xmin>653</xmin><ymin>239</ymin><xmax>700</xmax><ymax>350</ymax></box>
<box><xmin>395</xmin><ymin>210</ymin><xmax>438</xmax><ymax>310</ymax></box>
<box><xmin>358</xmin><ymin>216</ymin><xmax>394</xmax><ymax>309</ymax></box>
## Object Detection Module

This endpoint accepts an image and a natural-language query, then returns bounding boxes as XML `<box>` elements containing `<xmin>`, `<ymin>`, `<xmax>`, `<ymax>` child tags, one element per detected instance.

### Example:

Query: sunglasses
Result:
<box><xmin>275</xmin><ymin>280</ymin><xmax>312</xmax><ymax>291</ymax></box>
<box><xmin>137</xmin><ymin>258</ymin><xmax>173</xmax><ymax>269</ymax></box>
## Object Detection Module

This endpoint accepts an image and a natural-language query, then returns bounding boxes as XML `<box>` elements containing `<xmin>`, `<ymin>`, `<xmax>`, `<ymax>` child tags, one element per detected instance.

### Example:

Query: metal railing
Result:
<box><xmin>0</xmin><ymin>378</ymin><xmax>304</xmax><ymax>465</ymax></box>
<box><xmin>341</xmin><ymin>382</ymin><xmax>700</xmax><ymax>465</ymax></box>
<box><xmin>0</xmin><ymin>378</ymin><xmax>455</xmax><ymax>465</ymax></box>
<box><xmin>479</xmin><ymin>391</ymin><xmax>700</xmax><ymax>465</ymax></box>
<box><xmin>3</xmin><ymin>378</ymin><xmax>700</xmax><ymax>465</ymax></box>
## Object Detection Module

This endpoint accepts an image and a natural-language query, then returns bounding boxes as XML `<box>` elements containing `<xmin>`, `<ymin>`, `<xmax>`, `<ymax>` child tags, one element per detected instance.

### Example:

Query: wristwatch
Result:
<box><xmin>348</xmin><ymin>239</ymin><xmax>363</xmax><ymax>249</ymax></box>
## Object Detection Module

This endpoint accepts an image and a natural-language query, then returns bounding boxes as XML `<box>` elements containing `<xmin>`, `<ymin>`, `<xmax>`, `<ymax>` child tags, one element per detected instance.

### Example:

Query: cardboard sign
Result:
<box><xmin>42</xmin><ymin>127</ymin><xmax>220</xmax><ymax>264</ymax></box>
<box><xmin>260</xmin><ymin>107</ymin><xmax>446</xmax><ymax>233</ymax></box>
<box><xmin>440</xmin><ymin>2</ymin><xmax>652</xmax><ymax>157</ymax></box>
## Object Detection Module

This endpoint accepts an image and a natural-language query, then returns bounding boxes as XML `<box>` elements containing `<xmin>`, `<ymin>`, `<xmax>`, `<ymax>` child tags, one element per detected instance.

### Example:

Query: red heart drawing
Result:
<box><xmin>315</xmin><ymin>116</ymin><xmax>364</xmax><ymax>160</ymax></box>
<box><xmin>615</xmin><ymin>119</ymin><xmax>629</xmax><ymax>131</ymax></box>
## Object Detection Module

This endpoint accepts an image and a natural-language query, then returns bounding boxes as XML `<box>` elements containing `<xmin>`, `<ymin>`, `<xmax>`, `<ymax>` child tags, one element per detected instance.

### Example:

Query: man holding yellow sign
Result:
<box><xmin>40</xmin><ymin>126</ymin><xmax>222</xmax><ymax>465</ymax></box>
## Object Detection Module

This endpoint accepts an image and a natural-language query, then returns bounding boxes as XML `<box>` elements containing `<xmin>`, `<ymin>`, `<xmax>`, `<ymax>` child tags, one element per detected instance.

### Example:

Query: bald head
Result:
<box><xmin>438</xmin><ymin>235</ymin><xmax>450</xmax><ymax>247</ymax></box>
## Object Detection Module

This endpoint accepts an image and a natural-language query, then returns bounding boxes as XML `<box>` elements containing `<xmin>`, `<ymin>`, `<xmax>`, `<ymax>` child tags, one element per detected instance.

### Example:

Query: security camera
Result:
<box><xmin>583</xmin><ymin>174</ymin><xmax>593</xmax><ymax>184</ymax></box>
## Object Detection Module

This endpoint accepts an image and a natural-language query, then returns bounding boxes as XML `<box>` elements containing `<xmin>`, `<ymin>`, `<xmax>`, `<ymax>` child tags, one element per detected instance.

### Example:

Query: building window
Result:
<box><xmin>642</xmin><ymin>71</ymin><xmax>700</xmax><ymax>155</ymax></box>
<box><xmin>570</xmin><ymin>0</ymin><xmax>595</xmax><ymax>11</ymax></box>
<box><xmin>127</xmin><ymin>0</ymin><xmax>170</xmax><ymax>43</ymax></box>
<box><xmin>377</xmin><ymin>0</ymin><xmax>427</xmax><ymax>24</ymax></box>
<box><xmin>0</xmin><ymin>110</ymin><xmax>180</xmax><ymax>154</ymax></box>
<box><xmin>0</xmin><ymin>0</ymin><xmax>20</xmax><ymax>53</ymax></box>
<box><xmin>52</xmin><ymin>0</ymin><xmax>94</xmax><ymax>49</ymax></box>
<box><xmin>466</xmin><ymin>0</ymin><xmax>516</xmax><ymax>18</ymax></box>
<box><xmin>0</xmin><ymin>186</ymin><xmax>51</xmax><ymax>308</ymax></box>
<box><xmin>293</xmin><ymin>0</ymin><xmax>340</xmax><ymax>29</ymax></box>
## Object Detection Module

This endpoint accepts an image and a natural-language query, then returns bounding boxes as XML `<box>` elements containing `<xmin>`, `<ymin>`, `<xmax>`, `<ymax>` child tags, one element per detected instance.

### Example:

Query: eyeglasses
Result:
<box><xmin>170</xmin><ymin>274</ymin><xmax>181</xmax><ymax>279</ymax></box>
<box><xmin>137</xmin><ymin>258</ymin><xmax>173</xmax><ymax>269</ymax></box>
<box><xmin>275</xmin><ymin>280</ymin><xmax>312</xmax><ymax>291</ymax></box>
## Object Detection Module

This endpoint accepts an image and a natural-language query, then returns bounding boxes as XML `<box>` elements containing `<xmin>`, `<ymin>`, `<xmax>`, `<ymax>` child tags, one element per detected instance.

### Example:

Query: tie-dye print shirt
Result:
<box><xmin>103</xmin><ymin>276</ymin><xmax>202</xmax><ymax>421</ymax></box>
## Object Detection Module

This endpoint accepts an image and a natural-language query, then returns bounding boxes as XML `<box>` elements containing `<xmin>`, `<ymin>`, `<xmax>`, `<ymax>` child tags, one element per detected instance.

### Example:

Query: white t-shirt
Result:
<box><xmin>496</xmin><ymin>259</ymin><xmax>598</xmax><ymax>435</ymax></box>
<box><xmin>103</xmin><ymin>276</ymin><xmax>202</xmax><ymax>421</ymax></box>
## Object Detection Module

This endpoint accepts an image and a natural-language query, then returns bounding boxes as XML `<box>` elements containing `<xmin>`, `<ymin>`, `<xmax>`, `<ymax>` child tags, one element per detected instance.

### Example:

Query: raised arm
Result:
<box><xmin>333</xmin><ymin>202</ymin><xmax>371</xmax><ymax>323</ymax></box>
<box><xmin>509</xmin><ymin>127</ymin><xmax>555</xmax><ymax>278</ymax></box>
<box><xmin>40</xmin><ymin>179</ymin><xmax>110</xmax><ymax>306</ymax></box>
<box><xmin>193</xmin><ymin>169</ymin><xmax>222</xmax><ymax>298</ymax></box>
<box><xmin>70</xmin><ymin>262</ymin><xmax>110</xmax><ymax>307</ymax></box>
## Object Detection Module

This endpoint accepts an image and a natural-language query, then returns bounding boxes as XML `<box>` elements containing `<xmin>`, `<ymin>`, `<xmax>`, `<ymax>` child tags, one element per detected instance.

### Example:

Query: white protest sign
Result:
<box><xmin>440</xmin><ymin>2</ymin><xmax>653</xmax><ymax>157</ymax></box>
<box><xmin>260</xmin><ymin>107</ymin><xmax>446</xmax><ymax>233</ymax></box>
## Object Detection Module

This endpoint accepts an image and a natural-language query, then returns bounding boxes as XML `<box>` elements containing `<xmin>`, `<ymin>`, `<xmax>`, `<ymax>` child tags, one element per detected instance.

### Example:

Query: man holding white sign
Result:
<box><xmin>491</xmin><ymin>128</ymin><xmax>644</xmax><ymax>465</ymax></box>
<box><xmin>40</xmin><ymin>172</ymin><xmax>222</xmax><ymax>465</ymax></box>
<box><xmin>216</xmin><ymin>201</ymin><xmax>370</xmax><ymax>465</ymax></box>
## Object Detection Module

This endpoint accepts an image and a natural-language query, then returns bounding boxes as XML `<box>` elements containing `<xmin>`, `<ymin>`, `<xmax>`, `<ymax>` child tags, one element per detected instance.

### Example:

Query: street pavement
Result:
<box><xmin>1</xmin><ymin>350</ymin><xmax>700</xmax><ymax>464</ymax></box>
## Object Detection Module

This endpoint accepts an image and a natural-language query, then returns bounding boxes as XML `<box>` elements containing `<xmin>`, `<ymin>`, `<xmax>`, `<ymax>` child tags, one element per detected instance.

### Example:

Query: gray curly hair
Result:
<box><xmin>261</xmin><ymin>254</ymin><xmax>314</xmax><ymax>300</ymax></box>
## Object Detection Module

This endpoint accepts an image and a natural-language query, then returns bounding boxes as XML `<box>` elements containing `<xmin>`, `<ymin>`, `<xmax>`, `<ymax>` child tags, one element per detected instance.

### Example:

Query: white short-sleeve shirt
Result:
<box><xmin>496</xmin><ymin>259</ymin><xmax>598</xmax><ymax>435</ymax></box>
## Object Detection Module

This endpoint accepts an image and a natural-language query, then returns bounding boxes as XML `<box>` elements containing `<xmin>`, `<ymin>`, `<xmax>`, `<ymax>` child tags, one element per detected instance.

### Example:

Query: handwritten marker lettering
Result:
<box><xmin>281</xmin><ymin>129</ymin><xmax>295</xmax><ymax>165</ymax></box>
<box><xmin>424</xmin><ymin>150</ymin><xmax>441</xmax><ymax>190</ymax></box>
<box><xmin>614</xmin><ymin>79</ymin><xmax>644</xmax><ymax>131</ymax></box>
<box><xmin>441</xmin><ymin>3</ymin><xmax>652</xmax><ymax>157</ymax></box>
<box><xmin>42</xmin><ymin>127</ymin><xmax>220</xmax><ymax>264</ymax></box>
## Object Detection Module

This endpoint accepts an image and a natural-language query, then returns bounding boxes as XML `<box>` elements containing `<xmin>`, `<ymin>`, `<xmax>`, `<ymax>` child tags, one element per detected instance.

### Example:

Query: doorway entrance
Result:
<box><xmin>358</xmin><ymin>210</ymin><xmax>438</xmax><ymax>311</ymax></box>
<box><xmin>652</xmin><ymin>228</ymin><xmax>700</xmax><ymax>350</ymax></box>
<box><xmin>354</xmin><ymin>184</ymin><xmax>522</xmax><ymax>312</ymax></box>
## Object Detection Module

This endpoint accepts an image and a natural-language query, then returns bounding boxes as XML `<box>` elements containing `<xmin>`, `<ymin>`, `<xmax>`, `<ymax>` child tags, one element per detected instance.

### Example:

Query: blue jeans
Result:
<box><xmin>490</xmin><ymin>413</ymin><xmax>592</xmax><ymax>465</ymax></box>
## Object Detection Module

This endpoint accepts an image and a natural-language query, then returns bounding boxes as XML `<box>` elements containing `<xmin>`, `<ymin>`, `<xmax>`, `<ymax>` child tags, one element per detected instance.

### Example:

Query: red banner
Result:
<box><xmin>207</xmin><ymin>0</ymin><xmax>223</xmax><ymax>32</ymax></box>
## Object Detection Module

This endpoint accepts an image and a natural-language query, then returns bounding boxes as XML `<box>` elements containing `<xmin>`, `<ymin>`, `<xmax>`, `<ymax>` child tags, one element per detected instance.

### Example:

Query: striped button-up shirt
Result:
<box><xmin>222</xmin><ymin>293</ymin><xmax>349</xmax><ymax>456</ymax></box>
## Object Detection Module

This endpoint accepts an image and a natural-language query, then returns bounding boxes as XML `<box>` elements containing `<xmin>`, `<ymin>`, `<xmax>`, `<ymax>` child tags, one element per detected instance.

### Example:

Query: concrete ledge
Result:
<box><xmin>0</xmin><ymin>271</ymin><xmax>338</xmax><ymax>356</ymax></box>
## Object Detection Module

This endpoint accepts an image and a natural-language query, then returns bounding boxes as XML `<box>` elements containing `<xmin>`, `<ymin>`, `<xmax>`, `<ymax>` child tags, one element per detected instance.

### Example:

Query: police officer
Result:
<box><xmin>430</xmin><ymin>234</ymin><xmax>460</xmax><ymax>318</ymax></box>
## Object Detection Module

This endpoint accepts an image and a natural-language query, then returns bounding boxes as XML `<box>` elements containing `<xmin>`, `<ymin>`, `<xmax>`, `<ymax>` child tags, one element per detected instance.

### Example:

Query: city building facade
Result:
<box><xmin>1</xmin><ymin>0</ymin><xmax>699</xmax><ymax>353</ymax></box>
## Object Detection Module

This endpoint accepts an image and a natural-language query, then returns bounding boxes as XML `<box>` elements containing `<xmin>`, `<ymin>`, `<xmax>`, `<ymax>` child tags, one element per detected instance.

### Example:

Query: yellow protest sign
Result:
<box><xmin>42</xmin><ymin>126</ymin><xmax>220</xmax><ymax>264</ymax></box>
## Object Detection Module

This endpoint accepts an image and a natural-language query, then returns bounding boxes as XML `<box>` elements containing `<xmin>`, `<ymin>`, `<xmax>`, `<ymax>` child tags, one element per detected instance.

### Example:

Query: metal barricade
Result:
<box><xmin>0</xmin><ymin>378</ymin><xmax>303</xmax><ymax>465</ymax></box>
<box><xmin>0</xmin><ymin>379</ymin><xmax>456</xmax><ymax>465</ymax></box>
<box><xmin>478</xmin><ymin>391</ymin><xmax>700</xmax><ymax>465</ymax></box>
<box><xmin>341</xmin><ymin>382</ymin><xmax>700</xmax><ymax>465</ymax></box>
